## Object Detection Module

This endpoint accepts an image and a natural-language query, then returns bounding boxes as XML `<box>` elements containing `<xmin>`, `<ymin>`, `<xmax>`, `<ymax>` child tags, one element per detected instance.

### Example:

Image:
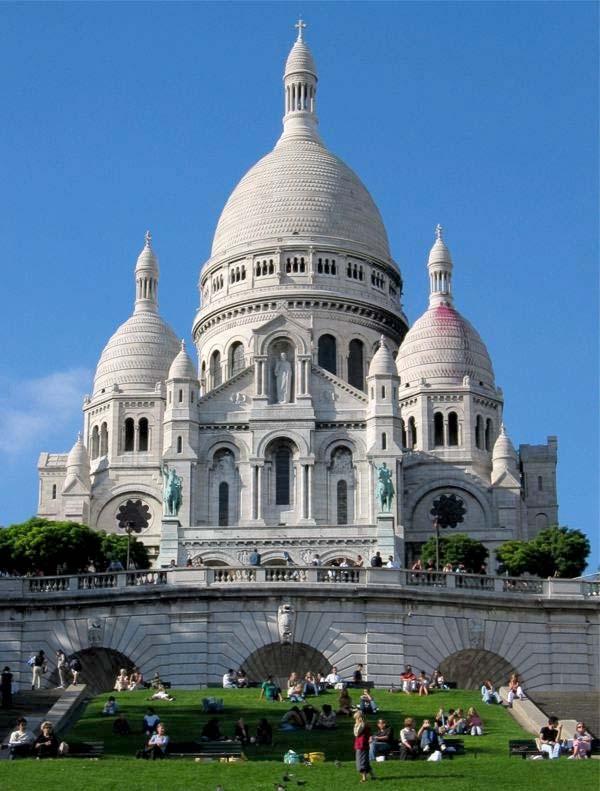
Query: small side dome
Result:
<box><xmin>168</xmin><ymin>340</ymin><xmax>197</xmax><ymax>380</ymax></box>
<box><xmin>63</xmin><ymin>433</ymin><xmax>90</xmax><ymax>492</ymax></box>
<box><xmin>368</xmin><ymin>336</ymin><xmax>397</xmax><ymax>377</ymax></box>
<box><xmin>492</xmin><ymin>424</ymin><xmax>518</xmax><ymax>465</ymax></box>
<box><xmin>285</xmin><ymin>38</ymin><xmax>317</xmax><ymax>77</ymax></box>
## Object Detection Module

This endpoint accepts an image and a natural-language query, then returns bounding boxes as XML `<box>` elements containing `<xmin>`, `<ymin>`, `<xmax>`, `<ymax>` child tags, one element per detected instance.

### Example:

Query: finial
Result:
<box><xmin>380</xmin><ymin>334</ymin><xmax>386</xmax><ymax>347</ymax></box>
<box><xmin>145</xmin><ymin>230</ymin><xmax>152</xmax><ymax>248</ymax></box>
<box><xmin>180</xmin><ymin>339</ymin><xmax>186</xmax><ymax>351</ymax></box>
<box><xmin>500</xmin><ymin>422</ymin><xmax>506</xmax><ymax>435</ymax></box>
<box><xmin>435</xmin><ymin>223</ymin><xmax>443</xmax><ymax>241</ymax></box>
<box><xmin>76</xmin><ymin>432</ymin><xmax>82</xmax><ymax>443</ymax></box>
<box><xmin>295</xmin><ymin>16</ymin><xmax>307</xmax><ymax>41</ymax></box>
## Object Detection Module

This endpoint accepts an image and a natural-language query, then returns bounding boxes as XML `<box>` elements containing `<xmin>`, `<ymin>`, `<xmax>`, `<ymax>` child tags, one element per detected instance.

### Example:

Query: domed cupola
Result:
<box><xmin>62</xmin><ymin>433</ymin><xmax>91</xmax><ymax>493</ymax></box>
<box><xmin>93</xmin><ymin>233</ymin><xmax>180</xmax><ymax>395</ymax></box>
<box><xmin>492</xmin><ymin>423</ymin><xmax>519</xmax><ymax>482</ymax></box>
<box><xmin>396</xmin><ymin>226</ymin><xmax>495</xmax><ymax>389</ymax></box>
<box><xmin>368</xmin><ymin>336</ymin><xmax>397</xmax><ymax>377</ymax></box>
<box><xmin>168</xmin><ymin>340</ymin><xmax>197</xmax><ymax>381</ymax></box>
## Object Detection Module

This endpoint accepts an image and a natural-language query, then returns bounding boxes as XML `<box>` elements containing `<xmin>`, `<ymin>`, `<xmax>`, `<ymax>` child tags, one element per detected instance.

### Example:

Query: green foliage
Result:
<box><xmin>496</xmin><ymin>526</ymin><xmax>590</xmax><ymax>578</ymax></box>
<box><xmin>0</xmin><ymin>518</ymin><xmax>149</xmax><ymax>575</ymax></box>
<box><xmin>421</xmin><ymin>532</ymin><xmax>488</xmax><ymax>572</ymax></box>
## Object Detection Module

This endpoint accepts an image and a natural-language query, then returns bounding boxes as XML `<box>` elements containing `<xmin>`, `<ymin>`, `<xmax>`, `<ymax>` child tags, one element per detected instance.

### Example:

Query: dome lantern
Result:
<box><xmin>428</xmin><ymin>224</ymin><xmax>453</xmax><ymax>308</ymax></box>
<box><xmin>134</xmin><ymin>230</ymin><xmax>160</xmax><ymax>315</ymax></box>
<box><xmin>281</xmin><ymin>18</ymin><xmax>321</xmax><ymax>143</ymax></box>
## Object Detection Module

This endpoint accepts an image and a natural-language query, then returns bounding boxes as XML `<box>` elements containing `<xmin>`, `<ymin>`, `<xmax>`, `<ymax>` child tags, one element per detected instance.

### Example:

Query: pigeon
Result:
<box><xmin>334</xmin><ymin>760</ymin><xmax>342</xmax><ymax>768</ymax></box>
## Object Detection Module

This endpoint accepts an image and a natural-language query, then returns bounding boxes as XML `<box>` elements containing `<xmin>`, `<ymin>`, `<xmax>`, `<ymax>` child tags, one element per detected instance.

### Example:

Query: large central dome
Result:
<box><xmin>209</xmin><ymin>31</ymin><xmax>391</xmax><ymax>263</ymax></box>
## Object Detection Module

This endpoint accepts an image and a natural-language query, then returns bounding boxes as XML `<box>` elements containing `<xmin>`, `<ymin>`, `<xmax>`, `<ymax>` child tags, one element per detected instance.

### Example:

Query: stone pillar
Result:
<box><xmin>376</xmin><ymin>513</ymin><xmax>396</xmax><ymax>560</ymax></box>
<box><xmin>157</xmin><ymin>517</ymin><xmax>181</xmax><ymax>567</ymax></box>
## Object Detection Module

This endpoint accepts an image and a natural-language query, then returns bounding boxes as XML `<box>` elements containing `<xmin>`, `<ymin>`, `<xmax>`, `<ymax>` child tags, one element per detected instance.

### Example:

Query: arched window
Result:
<box><xmin>201</xmin><ymin>361</ymin><xmax>206</xmax><ymax>392</ymax></box>
<box><xmin>124</xmin><ymin>418</ymin><xmax>135</xmax><ymax>452</ymax></box>
<box><xmin>51</xmin><ymin>483</ymin><xmax>57</xmax><ymax>500</ymax></box>
<box><xmin>218</xmin><ymin>482</ymin><xmax>229</xmax><ymax>526</ymax></box>
<box><xmin>537</xmin><ymin>475</ymin><xmax>543</xmax><ymax>492</ymax></box>
<box><xmin>448</xmin><ymin>412</ymin><xmax>458</xmax><ymax>446</ymax></box>
<box><xmin>348</xmin><ymin>338</ymin><xmax>365</xmax><ymax>390</ymax></box>
<box><xmin>178</xmin><ymin>389</ymin><xmax>183</xmax><ymax>403</ymax></box>
<box><xmin>100</xmin><ymin>422</ymin><xmax>108</xmax><ymax>456</ymax></box>
<box><xmin>229</xmin><ymin>342</ymin><xmax>244</xmax><ymax>376</ymax></box>
<box><xmin>401</xmin><ymin>419</ymin><xmax>407</xmax><ymax>448</ymax></box>
<box><xmin>176</xmin><ymin>436</ymin><xmax>183</xmax><ymax>454</ymax></box>
<box><xmin>408</xmin><ymin>417</ymin><xmax>417</xmax><ymax>449</ymax></box>
<box><xmin>381</xmin><ymin>432</ymin><xmax>387</xmax><ymax>450</ymax></box>
<box><xmin>485</xmin><ymin>418</ymin><xmax>493</xmax><ymax>451</ymax></box>
<box><xmin>318</xmin><ymin>334</ymin><xmax>337</xmax><ymax>375</ymax></box>
<box><xmin>91</xmin><ymin>426</ymin><xmax>99</xmax><ymax>459</ymax></box>
<box><xmin>434</xmin><ymin>412</ymin><xmax>444</xmax><ymax>446</ymax></box>
<box><xmin>275</xmin><ymin>446</ymin><xmax>291</xmax><ymax>505</ymax></box>
<box><xmin>337</xmin><ymin>480</ymin><xmax>348</xmax><ymax>525</ymax></box>
<box><xmin>210</xmin><ymin>350</ymin><xmax>222</xmax><ymax>387</ymax></box>
<box><xmin>475</xmin><ymin>415</ymin><xmax>484</xmax><ymax>449</ymax></box>
<box><xmin>138</xmin><ymin>418</ymin><xmax>149</xmax><ymax>451</ymax></box>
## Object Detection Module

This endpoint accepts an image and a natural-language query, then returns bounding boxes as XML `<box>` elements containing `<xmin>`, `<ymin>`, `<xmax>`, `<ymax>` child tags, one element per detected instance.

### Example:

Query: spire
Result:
<box><xmin>427</xmin><ymin>223</ymin><xmax>453</xmax><ymax>308</ymax></box>
<box><xmin>63</xmin><ymin>433</ymin><xmax>91</xmax><ymax>492</ymax></box>
<box><xmin>134</xmin><ymin>230</ymin><xmax>159</xmax><ymax>314</ymax></box>
<box><xmin>368</xmin><ymin>335</ymin><xmax>397</xmax><ymax>377</ymax></box>
<box><xmin>280</xmin><ymin>20</ymin><xmax>321</xmax><ymax>143</ymax></box>
<box><xmin>492</xmin><ymin>423</ymin><xmax>519</xmax><ymax>483</ymax></box>
<box><xmin>168</xmin><ymin>338</ymin><xmax>197</xmax><ymax>380</ymax></box>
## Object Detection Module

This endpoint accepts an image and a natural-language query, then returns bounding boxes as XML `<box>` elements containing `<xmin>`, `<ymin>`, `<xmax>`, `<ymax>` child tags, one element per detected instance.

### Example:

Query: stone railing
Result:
<box><xmin>3</xmin><ymin>568</ymin><xmax>595</xmax><ymax>600</ymax></box>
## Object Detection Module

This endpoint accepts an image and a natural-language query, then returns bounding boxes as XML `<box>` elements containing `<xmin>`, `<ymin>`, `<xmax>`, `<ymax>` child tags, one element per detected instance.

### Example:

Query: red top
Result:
<box><xmin>354</xmin><ymin>725</ymin><xmax>371</xmax><ymax>750</ymax></box>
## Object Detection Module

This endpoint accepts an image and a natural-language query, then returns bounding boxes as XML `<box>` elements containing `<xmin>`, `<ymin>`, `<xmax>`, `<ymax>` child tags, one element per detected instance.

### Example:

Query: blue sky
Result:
<box><xmin>1</xmin><ymin>2</ymin><xmax>598</xmax><ymax>570</ymax></box>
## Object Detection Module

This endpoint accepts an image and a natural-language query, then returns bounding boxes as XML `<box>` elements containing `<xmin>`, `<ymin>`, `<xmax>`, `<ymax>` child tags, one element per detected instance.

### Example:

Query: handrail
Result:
<box><xmin>0</xmin><ymin>567</ymin><xmax>594</xmax><ymax>600</ymax></box>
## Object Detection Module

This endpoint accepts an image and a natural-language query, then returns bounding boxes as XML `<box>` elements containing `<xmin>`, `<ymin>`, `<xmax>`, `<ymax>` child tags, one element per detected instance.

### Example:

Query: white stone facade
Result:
<box><xmin>38</xmin><ymin>30</ymin><xmax>558</xmax><ymax>569</ymax></box>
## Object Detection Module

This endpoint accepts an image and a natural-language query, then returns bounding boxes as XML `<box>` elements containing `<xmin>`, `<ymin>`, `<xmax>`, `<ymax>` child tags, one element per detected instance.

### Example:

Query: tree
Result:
<box><xmin>420</xmin><ymin>533</ymin><xmax>488</xmax><ymax>573</ymax></box>
<box><xmin>0</xmin><ymin>518</ymin><xmax>149</xmax><ymax>575</ymax></box>
<box><xmin>496</xmin><ymin>526</ymin><xmax>590</xmax><ymax>578</ymax></box>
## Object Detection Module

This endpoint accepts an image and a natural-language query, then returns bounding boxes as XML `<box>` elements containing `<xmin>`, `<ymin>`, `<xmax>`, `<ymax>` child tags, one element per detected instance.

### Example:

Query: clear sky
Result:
<box><xmin>1</xmin><ymin>2</ymin><xmax>598</xmax><ymax>571</ymax></box>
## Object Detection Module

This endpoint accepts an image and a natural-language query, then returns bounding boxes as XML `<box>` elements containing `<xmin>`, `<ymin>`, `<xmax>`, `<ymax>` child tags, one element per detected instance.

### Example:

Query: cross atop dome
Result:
<box><xmin>435</xmin><ymin>223</ymin><xmax>443</xmax><ymax>241</ymax></box>
<box><xmin>295</xmin><ymin>17</ymin><xmax>307</xmax><ymax>41</ymax></box>
<box><xmin>145</xmin><ymin>230</ymin><xmax>152</xmax><ymax>248</ymax></box>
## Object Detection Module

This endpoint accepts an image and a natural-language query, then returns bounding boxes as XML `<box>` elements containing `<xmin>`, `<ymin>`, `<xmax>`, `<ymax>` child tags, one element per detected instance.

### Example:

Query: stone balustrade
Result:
<box><xmin>0</xmin><ymin>568</ymin><xmax>595</xmax><ymax>600</ymax></box>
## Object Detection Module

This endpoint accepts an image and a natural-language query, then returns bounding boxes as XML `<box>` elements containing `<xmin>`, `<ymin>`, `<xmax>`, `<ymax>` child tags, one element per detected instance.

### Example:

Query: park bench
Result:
<box><xmin>346</xmin><ymin>681</ymin><xmax>375</xmax><ymax>690</ymax></box>
<box><xmin>509</xmin><ymin>739</ymin><xmax>542</xmax><ymax>759</ymax></box>
<box><xmin>169</xmin><ymin>740</ymin><xmax>243</xmax><ymax>760</ymax></box>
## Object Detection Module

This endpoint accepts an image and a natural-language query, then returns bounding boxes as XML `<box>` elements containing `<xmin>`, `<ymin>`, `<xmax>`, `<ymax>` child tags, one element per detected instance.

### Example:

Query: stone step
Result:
<box><xmin>529</xmin><ymin>692</ymin><xmax>600</xmax><ymax>738</ymax></box>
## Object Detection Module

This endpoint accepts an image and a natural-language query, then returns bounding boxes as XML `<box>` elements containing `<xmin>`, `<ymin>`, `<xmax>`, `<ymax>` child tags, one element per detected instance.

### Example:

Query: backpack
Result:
<box><xmin>26</xmin><ymin>655</ymin><xmax>35</xmax><ymax>666</ymax></box>
<box><xmin>69</xmin><ymin>658</ymin><xmax>81</xmax><ymax>671</ymax></box>
<box><xmin>284</xmin><ymin>750</ymin><xmax>301</xmax><ymax>765</ymax></box>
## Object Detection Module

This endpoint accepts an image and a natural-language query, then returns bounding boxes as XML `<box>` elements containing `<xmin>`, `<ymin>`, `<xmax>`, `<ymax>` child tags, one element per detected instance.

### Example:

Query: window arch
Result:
<box><xmin>318</xmin><ymin>334</ymin><xmax>337</xmax><ymax>375</ymax></box>
<box><xmin>401</xmin><ymin>419</ymin><xmax>407</xmax><ymax>448</ymax></box>
<box><xmin>337</xmin><ymin>480</ymin><xmax>348</xmax><ymax>525</ymax></box>
<box><xmin>434</xmin><ymin>412</ymin><xmax>444</xmax><ymax>447</ymax></box>
<box><xmin>51</xmin><ymin>483</ymin><xmax>57</xmax><ymax>500</ymax></box>
<box><xmin>448</xmin><ymin>412</ymin><xmax>459</xmax><ymax>446</ymax></box>
<box><xmin>218</xmin><ymin>482</ymin><xmax>229</xmax><ymax>526</ymax></box>
<box><xmin>124</xmin><ymin>418</ymin><xmax>135</xmax><ymax>452</ymax></box>
<box><xmin>475</xmin><ymin>415</ymin><xmax>484</xmax><ymax>449</ymax></box>
<box><xmin>100</xmin><ymin>422</ymin><xmax>108</xmax><ymax>456</ymax></box>
<box><xmin>485</xmin><ymin>418</ymin><xmax>493</xmax><ymax>451</ymax></box>
<box><xmin>229</xmin><ymin>342</ymin><xmax>245</xmax><ymax>377</ymax></box>
<box><xmin>275</xmin><ymin>446</ymin><xmax>291</xmax><ymax>505</ymax></box>
<box><xmin>210</xmin><ymin>350</ymin><xmax>222</xmax><ymax>387</ymax></box>
<box><xmin>381</xmin><ymin>432</ymin><xmax>387</xmax><ymax>450</ymax></box>
<box><xmin>176</xmin><ymin>436</ymin><xmax>183</xmax><ymax>454</ymax></box>
<box><xmin>138</xmin><ymin>418</ymin><xmax>149</xmax><ymax>451</ymax></box>
<box><xmin>91</xmin><ymin>425</ymin><xmax>99</xmax><ymax>459</ymax></box>
<box><xmin>348</xmin><ymin>339</ymin><xmax>364</xmax><ymax>390</ymax></box>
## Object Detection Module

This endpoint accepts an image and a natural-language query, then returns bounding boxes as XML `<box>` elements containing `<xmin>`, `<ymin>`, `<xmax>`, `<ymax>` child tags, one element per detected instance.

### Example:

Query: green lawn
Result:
<box><xmin>0</xmin><ymin>688</ymin><xmax>597</xmax><ymax>790</ymax></box>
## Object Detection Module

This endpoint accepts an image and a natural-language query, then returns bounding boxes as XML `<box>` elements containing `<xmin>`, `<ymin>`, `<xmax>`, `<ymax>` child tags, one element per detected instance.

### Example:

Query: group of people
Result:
<box><xmin>8</xmin><ymin>718</ymin><xmax>63</xmax><ymax>760</ymax></box>
<box><xmin>537</xmin><ymin>716</ymin><xmax>594</xmax><ymax>760</ymax></box>
<box><xmin>114</xmin><ymin>667</ymin><xmax>144</xmax><ymax>691</ymax></box>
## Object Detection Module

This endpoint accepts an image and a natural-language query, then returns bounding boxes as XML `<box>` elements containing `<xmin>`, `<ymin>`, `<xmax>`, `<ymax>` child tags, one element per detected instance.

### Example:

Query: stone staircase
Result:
<box><xmin>529</xmin><ymin>691</ymin><xmax>600</xmax><ymax>738</ymax></box>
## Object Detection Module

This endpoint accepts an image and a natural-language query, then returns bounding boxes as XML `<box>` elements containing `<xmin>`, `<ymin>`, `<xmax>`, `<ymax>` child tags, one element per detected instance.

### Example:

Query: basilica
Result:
<box><xmin>37</xmin><ymin>26</ymin><xmax>558</xmax><ymax>569</ymax></box>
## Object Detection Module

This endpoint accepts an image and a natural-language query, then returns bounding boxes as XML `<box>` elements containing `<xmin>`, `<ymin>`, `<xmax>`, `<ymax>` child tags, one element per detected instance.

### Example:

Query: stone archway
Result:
<box><xmin>243</xmin><ymin>642</ymin><xmax>331</xmax><ymax>689</ymax></box>
<box><xmin>47</xmin><ymin>647</ymin><xmax>135</xmax><ymax>694</ymax></box>
<box><xmin>438</xmin><ymin>649</ymin><xmax>515</xmax><ymax>690</ymax></box>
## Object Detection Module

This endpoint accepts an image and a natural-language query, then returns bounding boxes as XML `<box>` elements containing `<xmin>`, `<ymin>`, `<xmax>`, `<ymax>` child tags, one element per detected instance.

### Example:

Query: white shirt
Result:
<box><xmin>325</xmin><ymin>672</ymin><xmax>341</xmax><ymax>684</ymax></box>
<box><xmin>222</xmin><ymin>673</ymin><xmax>237</xmax><ymax>688</ymax></box>
<box><xmin>9</xmin><ymin>729</ymin><xmax>35</xmax><ymax>745</ymax></box>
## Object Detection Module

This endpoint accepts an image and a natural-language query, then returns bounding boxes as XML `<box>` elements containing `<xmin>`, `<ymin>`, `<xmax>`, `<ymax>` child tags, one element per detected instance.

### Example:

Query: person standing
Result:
<box><xmin>1</xmin><ymin>666</ymin><xmax>13</xmax><ymax>708</ymax></box>
<box><xmin>248</xmin><ymin>548</ymin><xmax>261</xmax><ymax>567</ymax></box>
<box><xmin>69</xmin><ymin>655</ymin><xmax>82</xmax><ymax>685</ymax></box>
<box><xmin>353</xmin><ymin>711</ymin><xmax>375</xmax><ymax>782</ymax></box>
<box><xmin>56</xmin><ymin>650</ymin><xmax>68</xmax><ymax>688</ymax></box>
<box><xmin>32</xmin><ymin>650</ymin><xmax>46</xmax><ymax>690</ymax></box>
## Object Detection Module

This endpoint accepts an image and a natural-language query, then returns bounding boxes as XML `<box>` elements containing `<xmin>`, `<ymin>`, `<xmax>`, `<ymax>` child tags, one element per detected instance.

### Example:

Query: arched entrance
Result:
<box><xmin>47</xmin><ymin>647</ymin><xmax>135</xmax><ymax>694</ymax></box>
<box><xmin>243</xmin><ymin>642</ymin><xmax>331</xmax><ymax>689</ymax></box>
<box><xmin>438</xmin><ymin>649</ymin><xmax>515</xmax><ymax>690</ymax></box>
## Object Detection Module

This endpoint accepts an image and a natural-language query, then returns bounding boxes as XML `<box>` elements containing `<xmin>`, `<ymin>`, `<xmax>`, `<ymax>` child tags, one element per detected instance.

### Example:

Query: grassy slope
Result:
<box><xmin>0</xmin><ymin>688</ymin><xmax>597</xmax><ymax>790</ymax></box>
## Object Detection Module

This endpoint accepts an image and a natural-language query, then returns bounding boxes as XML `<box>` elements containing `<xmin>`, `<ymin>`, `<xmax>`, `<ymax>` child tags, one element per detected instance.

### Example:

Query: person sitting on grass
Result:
<box><xmin>400</xmin><ymin>665</ymin><xmax>417</xmax><ymax>694</ymax></box>
<box><xmin>430</xmin><ymin>669</ymin><xmax>448</xmax><ymax>690</ymax></box>
<box><xmin>539</xmin><ymin>716</ymin><xmax>562</xmax><ymax>760</ymax></box>
<box><xmin>137</xmin><ymin>722</ymin><xmax>169</xmax><ymax>759</ymax></box>
<box><xmin>143</xmin><ymin>707</ymin><xmax>160</xmax><ymax>735</ymax></box>
<box><xmin>260</xmin><ymin>675</ymin><xmax>283</xmax><ymax>702</ymax></box>
<box><xmin>280</xmin><ymin>705</ymin><xmax>306</xmax><ymax>731</ymax></box>
<box><xmin>302</xmin><ymin>704</ymin><xmax>318</xmax><ymax>731</ymax></box>
<box><xmin>435</xmin><ymin>707</ymin><xmax>450</xmax><ymax>734</ymax></box>
<box><xmin>338</xmin><ymin>687</ymin><xmax>354</xmax><ymax>716</ymax></box>
<box><xmin>288</xmin><ymin>681</ymin><xmax>305</xmax><ymax>703</ymax></box>
<box><xmin>201</xmin><ymin>718</ymin><xmax>225</xmax><ymax>741</ymax></box>
<box><xmin>150</xmin><ymin>672</ymin><xmax>162</xmax><ymax>689</ymax></box>
<box><xmin>418</xmin><ymin>718</ymin><xmax>445</xmax><ymax>753</ymax></box>
<box><xmin>359</xmin><ymin>689</ymin><xmax>378</xmax><ymax>715</ymax></box>
<box><xmin>129</xmin><ymin>668</ymin><xmax>144</xmax><ymax>691</ymax></box>
<box><xmin>399</xmin><ymin>717</ymin><xmax>419</xmax><ymax>760</ymax></box>
<box><xmin>256</xmin><ymin>718</ymin><xmax>273</xmax><ymax>745</ymax></box>
<box><xmin>113</xmin><ymin>712</ymin><xmax>131</xmax><ymax>736</ymax></box>
<box><xmin>316</xmin><ymin>703</ymin><xmax>337</xmax><ymax>729</ymax></box>
<box><xmin>570</xmin><ymin>722</ymin><xmax>592</xmax><ymax>759</ymax></box>
<box><xmin>33</xmin><ymin>721</ymin><xmax>59</xmax><ymax>759</ymax></box>
<box><xmin>8</xmin><ymin>718</ymin><xmax>35</xmax><ymax>759</ymax></box>
<box><xmin>102</xmin><ymin>696</ymin><xmax>119</xmax><ymax>716</ymax></box>
<box><xmin>368</xmin><ymin>717</ymin><xmax>395</xmax><ymax>761</ymax></box>
<box><xmin>325</xmin><ymin>666</ymin><xmax>341</xmax><ymax>688</ymax></box>
<box><xmin>417</xmin><ymin>670</ymin><xmax>430</xmax><ymax>696</ymax></box>
<box><xmin>481</xmin><ymin>679</ymin><xmax>501</xmax><ymax>705</ymax></box>
<box><xmin>467</xmin><ymin>707</ymin><xmax>484</xmax><ymax>735</ymax></box>
<box><xmin>236</xmin><ymin>668</ymin><xmax>249</xmax><ymax>688</ymax></box>
<box><xmin>222</xmin><ymin>668</ymin><xmax>237</xmax><ymax>689</ymax></box>
<box><xmin>447</xmin><ymin>708</ymin><xmax>467</xmax><ymax>735</ymax></box>
<box><xmin>303</xmin><ymin>671</ymin><xmax>319</xmax><ymax>696</ymax></box>
<box><xmin>234</xmin><ymin>717</ymin><xmax>250</xmax><ymax>745</ymax></box>
<box><xmin>114</xmin><ymin>668</ymin><xmax>130</xmax><ymax>692</ymax></box>
<box><xmin>149</xmin><ymin>684</ymin><xmax>174</xmax><ymax>702</ymax></box>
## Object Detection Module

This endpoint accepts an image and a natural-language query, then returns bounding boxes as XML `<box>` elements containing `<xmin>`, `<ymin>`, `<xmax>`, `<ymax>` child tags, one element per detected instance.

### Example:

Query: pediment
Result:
<box><xmin>252</xmin><ymin>310</ymin><xmax>311</xmax><ymax>355</ymax></box>
<box><xmin>311</xmin><ymin>366</ymin><xmax>368</xmax><ymax>415</ymax></box>
<box><xmin>62</xmin><ymin>475</ymin><xmax>90</xmax><ymax>496</ymax></box>
<box><xmin>491</xmin><ymin>469</ymin><xmax>521</xmax><ymax>489</ymax></box>
<box><xmin>198</xmin><ymin>366</ymin><xmax>254</xmax><ymax>412</ymax></box>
